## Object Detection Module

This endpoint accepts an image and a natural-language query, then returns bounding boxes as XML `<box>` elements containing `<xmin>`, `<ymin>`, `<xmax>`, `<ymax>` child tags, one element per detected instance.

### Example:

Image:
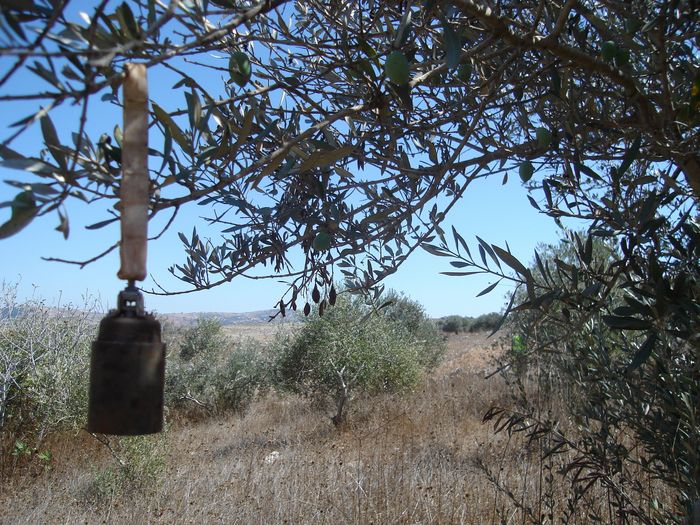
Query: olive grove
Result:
<box><xmin>0</xmin><ymin>0</ymin><xmax>698</xmax><ymax>521</ymax></box>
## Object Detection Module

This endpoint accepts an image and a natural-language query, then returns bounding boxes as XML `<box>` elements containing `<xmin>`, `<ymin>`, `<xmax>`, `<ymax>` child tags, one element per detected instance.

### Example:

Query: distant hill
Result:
<box><xmin>2</xmin><ymin>303</ymin><xmax>300</xmax><ymax>327</ymax></box>
<box><xmin>160</xmin><ymin>309</ymin><xmax>301</xmax><ymax>326</ymax></box>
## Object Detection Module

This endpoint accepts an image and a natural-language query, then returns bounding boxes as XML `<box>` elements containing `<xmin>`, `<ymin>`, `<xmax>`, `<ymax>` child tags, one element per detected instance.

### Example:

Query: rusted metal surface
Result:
<box><xmin>87</xmin><ymin>290</ymin><xmax>165</xmax><ymax>435</ymax></box>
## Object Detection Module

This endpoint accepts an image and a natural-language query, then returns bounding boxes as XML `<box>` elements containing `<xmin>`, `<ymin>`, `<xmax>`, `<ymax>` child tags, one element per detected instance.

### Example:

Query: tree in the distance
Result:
<box><xmin>275</xmin><ymin>290</ymin><xmax>442</xmax><ymax>425</ymax></box>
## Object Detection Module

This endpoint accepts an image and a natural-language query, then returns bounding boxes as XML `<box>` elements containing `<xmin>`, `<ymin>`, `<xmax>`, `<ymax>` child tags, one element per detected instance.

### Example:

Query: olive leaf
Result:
<box><xmin>0</xmin><ymin>191</ymin><xmax>38</xmax><ymax>239</ymax></box>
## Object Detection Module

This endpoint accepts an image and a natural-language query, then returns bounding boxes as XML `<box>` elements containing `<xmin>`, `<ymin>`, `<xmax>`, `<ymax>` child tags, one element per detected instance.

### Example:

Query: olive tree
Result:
<box><xmin>427</xmin><ymin>126</ymin><xmax>699</xmax><ymax>523</ymax></box>
<box><xmin>0</xmin><ymin>1</ymin><xmax>698</xmax><ymax>519</ymax></box>
<box><xmin>275</xmin><ymin>292</ymin><xmax>427</xmax><ymax>425</ymax></box>
<box><xmin>0</xmin><ymin>0</ymin><xmax>696</xmax><ymax>310</ymax></box>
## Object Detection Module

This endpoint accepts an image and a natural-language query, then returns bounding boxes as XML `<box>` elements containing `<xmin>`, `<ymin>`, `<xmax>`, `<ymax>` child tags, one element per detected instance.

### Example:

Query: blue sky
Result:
<box><xmin>0</xmin><ymin>6</ymin><xmax>562</xmax><ymax>318</ymax></box>
<box><xmin>0</xmin><ymin>167</ymin><xmax>560</xmax><ymax>317</ymax></box>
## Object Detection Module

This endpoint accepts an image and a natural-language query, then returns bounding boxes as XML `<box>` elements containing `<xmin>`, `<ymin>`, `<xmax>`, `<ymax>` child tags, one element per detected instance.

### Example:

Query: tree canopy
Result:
<box><xmin>2</xmin><ymin>2</ymin><xmax>699</xmax><ymax>518</ymax></box>
<box><xmin>0</xmin><ymin>0</ymin><xmax>698</xmax><ymax>312</ymax></box>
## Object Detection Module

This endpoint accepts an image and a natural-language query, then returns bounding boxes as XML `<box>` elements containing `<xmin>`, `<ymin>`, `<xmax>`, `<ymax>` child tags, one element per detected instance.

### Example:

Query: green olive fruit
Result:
<box><xmin>0</xmin><ymin>191</ymin><xmax>37</xmax><ymax>239</ymax></box>
<box><xmin>615</xmin><ymin>48</ymin><xmax>630</xmax><ymax>67</ymax></box>
<box><xmin>458</xmin><ymin>62</ymin><xmax>472</xmax><ymax>83</ymax></box>
<box><xmin>519</xmin><ymin>161</ymin><xmax>534</xmax><ymax>182</ymax></box>
<box><xmin>601</xmin><ymin>41</ymin><xmax>617</xmax><ymax>62</ymax></box>
<box><xmin>229</xmin><ymin>51</ymin><xmax>252</xmax><ymax>87</ymax></box>
<box><xmin>384</xmin><ymin>51</ymin><xmax>410</xmax><ymax>86</ymax></box>
<box><xmin>624</xmin><ymin>17</ymin><xmax>642</xmax><ymax>34</ymax></box>
<box><xmin>312</xmin><ymin>231</ymin><xmax>332</xmax><ymax>251</ymax></box>
<box><xmin>535</xmin><ymin>127</ymin><xmax>552</xmax><ymax>148</ymax></box>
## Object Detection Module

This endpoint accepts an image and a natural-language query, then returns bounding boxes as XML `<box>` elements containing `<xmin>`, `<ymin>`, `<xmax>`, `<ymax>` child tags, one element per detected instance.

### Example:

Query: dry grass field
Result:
<box><xmin>220</xmin><ymin>321</ymin><xmax>300</xmax><ymax>342</ymax></box>
<box><xmin>0</xmin><ymin>331</ymin><xmax>665</xmax><ymax>524</ymax></box>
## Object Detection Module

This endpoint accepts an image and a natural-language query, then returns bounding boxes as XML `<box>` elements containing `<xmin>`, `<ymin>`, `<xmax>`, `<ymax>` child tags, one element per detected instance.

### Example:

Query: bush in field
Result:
<box><xmin>438</xmin><ymin>313</ymin><xmax>501</xmax><ymax>334</ymax></box>
<box><xmin>380</xmin><ymin>290</ymin><xmax>445</xmax><ymax>370</ymax></box>
<box><xmin>275</xmin><ymin>292</ymin><xmax>434</xmax><ymax>425</ymax></box>
<box><xmin>0</xmin><ymin>283</ymin><xmax>96</xmax><ymax>450</ymax></box>
<box><xmin>468</xmin><ymin>312</ymin><xmax>502</xmax><ymax>333</ymax></box>
<box><xmin>177</xmin><ymin>317</ymin><xmax>228</xmax><ymax>362</ymax></box>
<box><xmin>165</xmin><ymin>317</ymin><xmax>269</xmax><ymax>413</ymax></box>
<box><xmin>214</xmin><ymin>338</ymin><xmax>271</xmax><ymax>411</ymax></box>
<box><xmin>439</xmin><ymin>315</ymin><xmax>469</xmax><ymax>334</ymax></box>
<box><xmin>81</xmin><ymin>433</ymin><xmax>166</xmax><ymax>504</ymax></box>
<box><xmin>165</xmin><ymin>317</ymin><xmax>223</xmax><ymax>408</ymax></box>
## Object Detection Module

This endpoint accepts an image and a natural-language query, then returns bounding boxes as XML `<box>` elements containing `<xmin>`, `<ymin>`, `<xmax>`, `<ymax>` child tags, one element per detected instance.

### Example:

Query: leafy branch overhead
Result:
<box><xmin>1</xmin><ymin>2</ymin><xmax>699</xmax><ymax>519</ymax></box>
<box><xmin>428</xmin><ymin>110</ymin><xmax>700</xmax><ymax>520</ymax></box>
<box><xmin>0</xmin><ymin>0</ymin><xmax>698</xmax><ymax>311</ymax></box>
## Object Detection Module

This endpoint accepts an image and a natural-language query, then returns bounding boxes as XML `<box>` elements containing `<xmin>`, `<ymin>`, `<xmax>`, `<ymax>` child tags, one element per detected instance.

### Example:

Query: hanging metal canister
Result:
<box><xmin>88</xmin><ymin>286</ymin><xmax>165</xmax><ymax>434</ymax></box>
<box><xmin>87</xmin><ymin>63</ymin><xmax>165</xmax><ymax>435</ymax></box>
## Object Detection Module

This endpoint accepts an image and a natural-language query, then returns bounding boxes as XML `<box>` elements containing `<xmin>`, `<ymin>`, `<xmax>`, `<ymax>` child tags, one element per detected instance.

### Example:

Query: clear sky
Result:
<box><xmin>0</xmin><ymin>169</ymin><xmax>560</xmax><ymax>318</ymax></box>
<box><xmin>0</xmin><ymin>6</ymin><xmax>562</xmax><ymax>318</ymax></box>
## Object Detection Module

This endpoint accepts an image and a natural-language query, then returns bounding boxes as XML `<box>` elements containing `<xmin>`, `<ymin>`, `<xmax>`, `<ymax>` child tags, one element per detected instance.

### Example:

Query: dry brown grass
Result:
<box><xmin>220</xmin><ymin>321</ymin><xmax>300</xmax><ymax>343</ymax></box>
<box><xmin>0</xmin><ymin>332</ymin><xmax>669</xmax><ymax>524</ymax></box>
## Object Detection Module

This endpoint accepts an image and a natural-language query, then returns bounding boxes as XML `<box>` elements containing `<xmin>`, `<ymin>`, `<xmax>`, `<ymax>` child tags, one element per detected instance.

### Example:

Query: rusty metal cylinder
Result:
<box><xmin>87</xmin><ymin>291</ymin><xmax>165</xmax><ymax>435</ymax></box>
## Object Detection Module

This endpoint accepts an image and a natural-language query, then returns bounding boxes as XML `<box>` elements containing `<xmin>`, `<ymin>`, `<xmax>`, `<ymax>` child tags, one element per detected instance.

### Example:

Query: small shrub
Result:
<box><xmin>80</xmin><ymin>433</ymin><xmax>166</xmax><ymax>504</ymax></box>
<box><xmin>468</xmin><ymin>312</ymin><xmax>502</xmax><ymax>333</ymax></box>
<box><xmin>275</xmin><ymin>292</ymin><xmax>433</xmax><ymax>424</ymax></box>
<box><xmin>165</xmin><ymin>317</ymin><xmax>228</xmax><ymax>410</ymax></box>
<box><xmin>213</xmin><ymin>337</ymin><xmax>271</xmax><ymax>411</ymax></box>
<box><xmin>165</xmin><ymin>318</ymin><xmax>270</xmax><ymax>414</ymax></box>
<box><xmin>438</xmin><ymin>312</ymin><xmax>501</xmax><ymax>334</ymax></box>
<box><xmin>0</xmin><ymin>282</ymin><xmax>96</xmax><ymax>453</ymax></box>
<box><xmin>439</xmin><ymin>315</ymin><xmax>470</xmax><ymax>334</ymax></box>
<box><xmin>177</xmin><ymin>317</ymin><xmax>227</xmax><ymax>362</ymax></box>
